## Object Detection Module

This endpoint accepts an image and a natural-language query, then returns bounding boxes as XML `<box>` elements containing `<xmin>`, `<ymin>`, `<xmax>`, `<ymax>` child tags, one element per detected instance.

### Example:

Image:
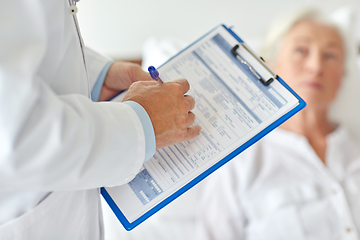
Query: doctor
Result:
<box><xmin>0</xmin><ymin>0</ymin><xmax>201</xmax><ymax>239</ymax></box>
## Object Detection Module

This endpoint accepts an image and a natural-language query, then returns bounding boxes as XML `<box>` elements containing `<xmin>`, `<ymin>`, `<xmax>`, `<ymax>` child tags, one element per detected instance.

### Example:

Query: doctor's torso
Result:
<box><xmin>0</xmin><ymin>1</ymin><xmax>102</xmax><ymax>239</ymax></box>
<box><xmin>36</xmin><ymin>0</ymin><xmax>88</xmax><ymax>96</ymax></box>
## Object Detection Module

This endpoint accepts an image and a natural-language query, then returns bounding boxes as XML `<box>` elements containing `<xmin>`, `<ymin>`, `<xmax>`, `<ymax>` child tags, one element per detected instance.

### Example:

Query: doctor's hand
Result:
<box><xmin>99</xmin><ymin>62</ymin><xmax>153</xmax><ymax>101</ymax></box>
<box><xmin>123</xmin><ymin>78</ymin><xmax>201</xmax><ymax>149</ymax></box>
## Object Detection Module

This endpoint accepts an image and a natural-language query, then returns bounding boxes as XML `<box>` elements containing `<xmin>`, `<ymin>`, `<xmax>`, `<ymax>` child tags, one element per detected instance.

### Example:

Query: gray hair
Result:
<box><xmin>260</xmin><ymin>8</ymin><xmax>348</xmax><ymax>67</ymax></box>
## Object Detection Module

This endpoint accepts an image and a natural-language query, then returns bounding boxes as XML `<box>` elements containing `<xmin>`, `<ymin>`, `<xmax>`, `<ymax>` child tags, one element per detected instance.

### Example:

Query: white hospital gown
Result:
<box><xmin>194</xmin><ymin>126</ymin><xmax>360</xmax><ymax>240</ymax></box>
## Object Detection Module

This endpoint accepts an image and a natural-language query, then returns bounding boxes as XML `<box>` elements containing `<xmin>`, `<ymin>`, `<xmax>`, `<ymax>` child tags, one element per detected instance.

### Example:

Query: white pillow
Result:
<box><xmin>328</xmin><ymin>5</ymin><xmax>360</xmax><ymax>138</ymax></box>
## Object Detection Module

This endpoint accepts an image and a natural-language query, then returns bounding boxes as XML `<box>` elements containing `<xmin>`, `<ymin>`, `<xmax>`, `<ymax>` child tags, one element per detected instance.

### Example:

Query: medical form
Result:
<box><xmin>102</xmin><ymin>25</ymin><xmax>305</xmax><ymax>230</ymax></box>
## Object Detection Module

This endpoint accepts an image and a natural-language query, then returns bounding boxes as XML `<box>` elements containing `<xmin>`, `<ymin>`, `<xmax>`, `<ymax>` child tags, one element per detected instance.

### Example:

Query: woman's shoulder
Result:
<box><xmin>211</xmin><ymin>130</ymin><xmax>284</xmax><ymax>185</ymax></box>
<box><xmin>328</xmin><ymin>124</ymin><xmax>360</xmax><ymax>158</ymax></box>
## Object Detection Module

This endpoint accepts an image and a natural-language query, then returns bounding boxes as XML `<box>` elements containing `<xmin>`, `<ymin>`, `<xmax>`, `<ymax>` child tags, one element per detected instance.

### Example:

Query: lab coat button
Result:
<box><xmin>125</xmin><ymin>173</ymin><xmax>136</xmax><ymax>182</ymax></box>
<box><xmin>69</xmin><ymin>5</ymin><xmax>78</xmax><ymax>15</ymax></box>
<box><xmin>346</xmin><ymin>227</ymin><xmax>352</xmax><ymax>233</ymax></box>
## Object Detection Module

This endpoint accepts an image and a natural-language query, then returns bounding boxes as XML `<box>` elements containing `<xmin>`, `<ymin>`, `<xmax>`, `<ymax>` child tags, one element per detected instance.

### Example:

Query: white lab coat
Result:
<box><xmin>195</xmin><ymin>126</ymin><xmax>360</xmax><ymax>240</ymax></box>
<box><xmin>0</xmin><ymin>0</ymin><xmax>149</xmax><ymax>239</ymax></box>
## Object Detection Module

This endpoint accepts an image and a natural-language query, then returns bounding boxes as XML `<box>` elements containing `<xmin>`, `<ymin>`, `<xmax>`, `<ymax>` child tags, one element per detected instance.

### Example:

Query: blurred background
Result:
<box><xmin>76</xmin><ymin>1</ymin><xmax>360</xmax><ymax>239</ymax></box>
<box><xmin>77</xmin><ymin>0</ymin><xmax>360</xmax><ymax>60</ymax></box>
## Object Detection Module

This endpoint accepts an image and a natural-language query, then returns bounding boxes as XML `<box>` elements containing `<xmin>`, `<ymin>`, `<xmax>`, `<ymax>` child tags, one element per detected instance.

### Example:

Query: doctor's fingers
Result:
<box><xmin>186</xmin><ymin>111</ymin><xmax>196</xmax><ymax>126</ymax></box>
<box><xmin>134</xmin><ymin>68</ymin><xmax>154</xmax><ymax>81</ymax></box>
<box><xmin>177</xmin><ymin>111</ymin><xmax>198</xmax><ymax>133</ymax></box>
<box><xmin>183</xmin><ymin>95</ymin><xmax>196</xmax><ymax>111</ymax></box>
<box><xmin>174</xmin><ymin>111</ymin><xmax>201</xmax><ymax>143</ymax></box>
<box><xmin>134</xmin><ymin>80</ymin><xmax>159</xmax><ymax>86</ymax></box>
<box><xmin>183</xmin><ymin>125</ymin><xmax>202</xmax><ymax>142</ymax></box>
<box><xmin>167</xmin><ymin>78</ymin><xmax>190</xmax><ymax>95</ymax></box>
<box><xmin>121</xmin><ymin>62</ymin><xmax>153</xmax><ymax>82</ymax></box>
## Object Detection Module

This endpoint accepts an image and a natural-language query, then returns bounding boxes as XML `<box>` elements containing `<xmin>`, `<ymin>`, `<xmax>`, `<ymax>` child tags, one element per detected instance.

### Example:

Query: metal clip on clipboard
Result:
<box><xmin>231</xmin><ymin>44</ymin><xmax>277</xmax><ymax>86</ymax></box>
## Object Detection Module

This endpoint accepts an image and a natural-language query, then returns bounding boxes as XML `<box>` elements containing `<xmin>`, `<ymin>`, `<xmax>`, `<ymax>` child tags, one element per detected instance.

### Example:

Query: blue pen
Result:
<box><xmin>148</xmin><ymin>66</ymin><xmax>163</xmax><ymax>84</ymax></box>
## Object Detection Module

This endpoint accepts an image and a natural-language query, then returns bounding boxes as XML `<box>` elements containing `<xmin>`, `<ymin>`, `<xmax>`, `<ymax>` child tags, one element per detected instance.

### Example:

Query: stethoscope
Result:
<box><xmin>67</xmin><ymin>0</ymin><xmax>91</xmax><ymax>98</ymax></box>
<box><xmin>69</xmin><ymin>0</ymin><xmax>80</xmax><ymax>15</ymax></box>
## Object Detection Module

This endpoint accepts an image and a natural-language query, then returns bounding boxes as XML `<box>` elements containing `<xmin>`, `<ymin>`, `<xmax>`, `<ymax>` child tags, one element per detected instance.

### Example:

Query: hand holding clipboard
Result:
<box><xmin>102</xmin><ymin>24</ymin><xmax>306</xmax><ymax>230</ymax></box>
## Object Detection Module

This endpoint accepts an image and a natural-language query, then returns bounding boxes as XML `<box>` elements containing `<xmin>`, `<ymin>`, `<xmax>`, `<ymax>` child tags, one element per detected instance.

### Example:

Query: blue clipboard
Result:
<box><xmin>101</xmin><ymin>24</ymin><xmax>306</xmax><ymax>231</ymax></box>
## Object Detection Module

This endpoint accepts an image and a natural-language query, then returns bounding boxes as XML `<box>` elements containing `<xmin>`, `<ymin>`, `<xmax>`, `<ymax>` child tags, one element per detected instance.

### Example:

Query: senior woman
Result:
<box><xmin>194</xmin><ymin>8</ymin><xmax>360</xmax><ymax>240</ymax></box>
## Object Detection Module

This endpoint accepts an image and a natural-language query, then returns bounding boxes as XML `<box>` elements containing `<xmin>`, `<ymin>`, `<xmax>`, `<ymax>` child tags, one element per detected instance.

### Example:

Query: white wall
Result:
<box><xmin>77</xmin><ymin>0</ymin><xmax>360</xmax><ymax>60</ymax></box>
<box><xmin>76</xmin><ymin>0</ymin><xmax>360</xmax><ymax>136</ymax></box>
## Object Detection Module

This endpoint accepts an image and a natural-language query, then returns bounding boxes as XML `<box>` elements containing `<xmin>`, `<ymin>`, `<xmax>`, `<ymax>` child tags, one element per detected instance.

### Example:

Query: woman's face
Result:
<box><xmin>273</xmin><ymin>20</ymin><xmax>345</xmax><ymax>109</ymax></box>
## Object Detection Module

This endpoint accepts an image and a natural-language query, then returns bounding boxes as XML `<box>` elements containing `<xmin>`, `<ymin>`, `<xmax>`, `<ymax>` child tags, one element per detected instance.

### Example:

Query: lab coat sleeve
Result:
<box><xmin>194</xmin><ymin>161</ymin><xmax>247</xmax><ymax>240</ymax></box>
<box><xmin>0</xmin><ymin>1</ymin><xmax>154</xmax><ymax>191</ymax></box>
<box><xmin>90</xmin><ymin>60</ymin><xmax>113</xmax><ymax>102</ymax></box>
<box><xmin>84</xmin><ymin>47</ymin><xmax>113</xmax><ymax>92</ymax></box>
